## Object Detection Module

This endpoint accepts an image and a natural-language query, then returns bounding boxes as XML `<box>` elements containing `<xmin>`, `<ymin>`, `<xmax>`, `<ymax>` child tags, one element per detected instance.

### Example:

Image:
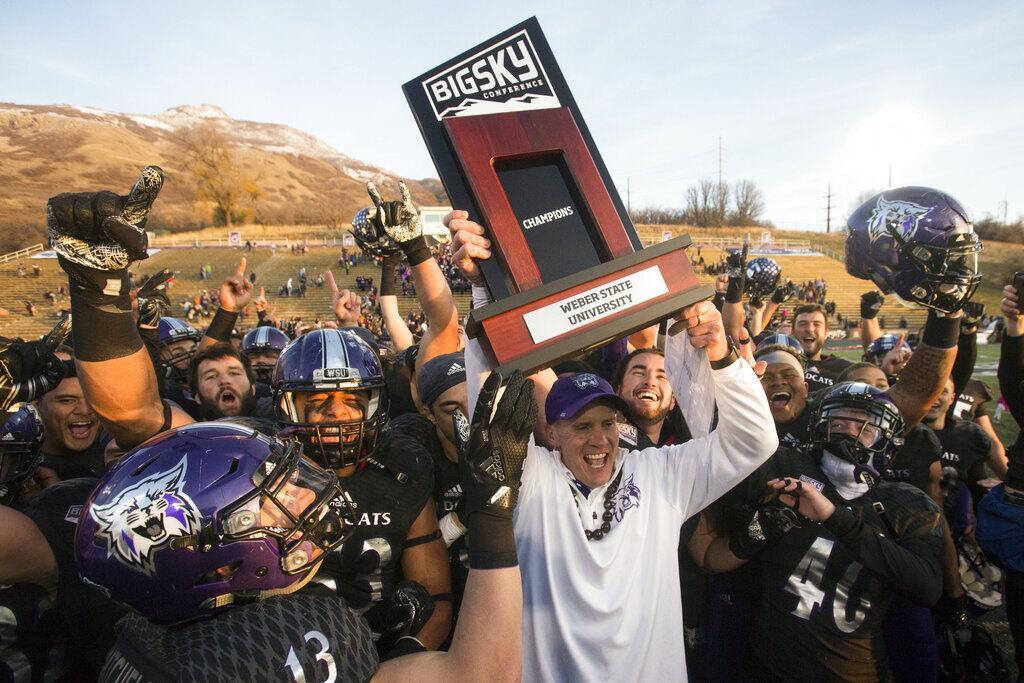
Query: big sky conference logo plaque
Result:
<box><xmin>421</xmin><ymin>30</ymin><xmax>560</xmax><ymax>121</ymax></box>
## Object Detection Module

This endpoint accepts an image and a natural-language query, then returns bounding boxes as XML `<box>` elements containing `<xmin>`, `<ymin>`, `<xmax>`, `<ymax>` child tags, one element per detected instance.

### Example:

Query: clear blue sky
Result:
<box><xmin>3</xmin><ymin>1</ymin><xmax>1022</xmax><ymax>230</ymax></box>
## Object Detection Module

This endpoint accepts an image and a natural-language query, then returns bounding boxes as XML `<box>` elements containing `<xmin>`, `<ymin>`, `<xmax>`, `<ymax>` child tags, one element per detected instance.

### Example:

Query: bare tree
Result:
<box><xmin>178</xmin><ymin>123</ymin><xmax>247</xmax><ymax>227</ymax></box>
<box><xmin>684</xmin><ymin>178</ymin><xmax>728</xmax><ymax>227</ymax></box>
<box><xmin>730</xmin><ymin>179</ymin><xmax>765</xmax><ymax>225</ymax></box>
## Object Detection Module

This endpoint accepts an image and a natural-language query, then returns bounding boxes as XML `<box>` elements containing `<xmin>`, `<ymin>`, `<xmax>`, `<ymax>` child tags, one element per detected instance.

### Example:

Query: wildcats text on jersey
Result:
<box><xmin>422</xmin><ymin>30</ymin><xmax>559</xmax><ymax>120</ymax></box>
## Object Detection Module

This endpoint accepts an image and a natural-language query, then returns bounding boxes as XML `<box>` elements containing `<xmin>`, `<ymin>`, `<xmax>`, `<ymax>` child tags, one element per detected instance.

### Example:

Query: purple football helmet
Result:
<box><xmin>811</xmin><ymin>382</ymin><xmax>904</xmax><ymax>475</ymax></box>
<box><xmin>864</xmin><ymin>333</ymin><xmax>911</xmax><ymax>366</ymax></box>
<box><xmin>157</xmin><ymin>317</ymin><xmax>202</xmax><ymax>385</ymax></box>
<box><xmin>273</xmin><ymin>329</ymin><xmax>389</xmax><ymax>470</ymax></box>
<box><xmin>745</xmin><ymin>257</ymin><xmax>782</xmax><ymax>299</ymax></box>
<box><xmin>241</xmin><ymin>326</ymin><xmax>290</xmax><ymax>383</ymax></box>
<box><xmin>845</xmin><ymin>187</ymin><xmax>982</xmax><ymax>313</ymax></box>
<box><xmin>75</xmin><ymin>420</ymin><xmax>352</xmax><ymax>625</ymax></box>
<box><xmin>0</xmin><ymin>405</ymin><xmax>43</xmax><ymax>505</ymax></box>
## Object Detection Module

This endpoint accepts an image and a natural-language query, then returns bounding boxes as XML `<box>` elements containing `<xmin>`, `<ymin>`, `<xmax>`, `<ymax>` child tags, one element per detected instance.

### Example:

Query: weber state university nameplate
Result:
<box><xmin>403</xmin><ymin>17</ymin><xmax>711</xmax><ymax>374</ymax></box>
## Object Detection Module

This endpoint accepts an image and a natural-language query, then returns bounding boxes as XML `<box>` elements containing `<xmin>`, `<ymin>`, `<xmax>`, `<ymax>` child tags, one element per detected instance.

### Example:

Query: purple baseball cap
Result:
<box><xmin>545</xmin><ymin>372</ymin><xmax>628</xmax><ymax>424</ymax></box>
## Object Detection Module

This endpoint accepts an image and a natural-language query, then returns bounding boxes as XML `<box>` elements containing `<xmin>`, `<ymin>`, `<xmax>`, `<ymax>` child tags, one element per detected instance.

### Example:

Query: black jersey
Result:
<box><xmin>25</xmin><ymin>478</ymin><xmax>127</xmax><ymax>675</ymax></box>
<box><xmin>314</xmin><ymin>413</ymin><xmax>435</xmax><ymax>639</ymax></box>
<box><xmin>0</xmin><ymin>577</ymin><xmax>73</xmax><ymax>682</ymax></box>
<box><xmin>99</xmin><ymin>586</ymin><xmax>378</xmax><ymax>683</ymax></box>
<box><xmin>750</xmin><ymin>448</ymin><xmax>945</xmax><ymax>681</ymax></box>
<box><xmin>936</xmin><ymin>418</ymin><xmax>992</xmax><ymax>482</ymax></box>
<box><xmin>950</xmin><ymin>378</ymin><xmax>994</xmax><ymax>422</ymax></box>
<box><xmin>883</xmin><ymin>424</ymin><xmax>942</xmax><ymax>494</ymax></box>
<box><xmin>777</xmin><ymin>406</ymin><xmax>813</xmax><ymax>450</ymax></box>
<box><xmin>803</xmin><ymin>355</ymin><xmax>852</xmax><ymax>393</ymax></box>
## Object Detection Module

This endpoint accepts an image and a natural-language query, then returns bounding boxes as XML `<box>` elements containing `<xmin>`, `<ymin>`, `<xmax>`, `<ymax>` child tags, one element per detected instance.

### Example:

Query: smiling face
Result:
<box><xmin>794</xmin><ymin>311</ymin><xmax>827</xmax><ymax>360</ymax></box>
<box><xmin>195</xmin><ymin>356</ymin><xmax>254</xmax><ymax>418</ymax></box>
<box><xmin>760</xmin><ymin>362</ymin><xmax>809</xmax><ymax>424</ymax></box>
<box><xmin>547</xmin><ymin>402</ymin><xmax>620</xmax><ymax>489</ymax></box>
<box><xmin>926</xmin><ymin>378</ymin><xmax>955</xmax><ymax>423</ymax></box>
<box><xmin>37</xmin><ymin>369</ymin><xmax>100</xmax><ymax>456</ymax></box>
<box><xmin>617</xmin><ymin>352</ymin><xmax>675</xmax><ymax>425</ymax></box>
<box><xmin>291</xmin><ymin>390</ymin><xmax>370</xmax><ymax>477</ymax></box>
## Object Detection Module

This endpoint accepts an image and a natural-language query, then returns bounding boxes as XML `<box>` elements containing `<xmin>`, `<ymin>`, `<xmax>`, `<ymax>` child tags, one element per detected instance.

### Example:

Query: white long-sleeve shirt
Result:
<box><xmin>466</xmin><ymin>335</ymin><xmax>778</xmax><ymax>682</ymax></box>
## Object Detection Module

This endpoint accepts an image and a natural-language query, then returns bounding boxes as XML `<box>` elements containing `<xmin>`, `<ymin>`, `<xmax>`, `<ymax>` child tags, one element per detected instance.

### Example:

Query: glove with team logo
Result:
<box><xmin>0</xmin><ymin>315</ymin><xmax>72</xmax><ymax>411</ymax></box>
<box><xmin>459</xmin><ymin>369</ymin><xmax>536</xmax><ymax>569</ymax></box>
<box><xmin>366</xmin><ymin>181</ymin><xmax>432</xmax><ymax>267</ymax></box>
<box><xmin>725</xmin><ymin>244</ymin><xmax>748</xmax><ymax>304</ymax></box>
<box><xmin>860</xmin><ymin>291</ymin><xmax>885</xmax><ymax>320</ymax></box>
<box><xmin>728</xmin><ymin>499</ymin><xmax>802</xmax><ymax>560</ymax></box>
<box><xmin>48</xmin><ymin>166</ymin><xmax>164</xmax><ymax>361</ymax></box>
<box><xmin>381</xmin><ymin>580</ymin><xmax>435</xmax><ymax>660</ymax></box>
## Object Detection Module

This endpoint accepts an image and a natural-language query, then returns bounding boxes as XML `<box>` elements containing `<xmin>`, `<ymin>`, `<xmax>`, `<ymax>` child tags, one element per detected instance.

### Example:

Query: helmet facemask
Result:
<box><xmin>812</xmin><ymin>392</ymin><xmax>903</xmax><ymax>484</ymax></box>
<box><xmin>889</xmin><ymin>223</ymin><xmax>982</xmax><ymax>314</ymax></box>
<box><xmin>277</xmin><ymin>385</ymin><xmax>388</xmax><ymax>470</ymax></box>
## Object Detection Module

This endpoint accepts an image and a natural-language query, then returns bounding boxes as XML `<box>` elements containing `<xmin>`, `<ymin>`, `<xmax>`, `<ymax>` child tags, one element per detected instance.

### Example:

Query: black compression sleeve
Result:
<box><xmin>68</xmin><ymin>272</ymin><xmax>142</xmax><ymax>362</ymax></box>
<box><xmin>999</xmin><ymin>334</ymin><xmax>1024</xmax><ymax>430</ymax></box>
<box><xmin>205</xmin><ymin>308</ymin><xmax>238</xmax><ymax>343</ymax></box>
<box><xmin>466</xmin><ymin>512</ymin><xmax>517</xmax><ymax>570</ymax></box>
<box><xmin>400</xmin><ymin>236</ymin><xmax>432</xmax><ymax>267</ymax></box>
<box><xmin>822</xmin><ymin>503</ymin><xmax>944</xmax><ymax>606</ymax></box>
<box><xmin>380</xmin><ymin>255</ymin><xmax>401</xmax><ymax>296</ymax></box>
<box><xmin>950</xmin><ymin>331</ymin><xmax>977</xmax><ymax>398</ymax></box>
<box><xmin>922</xmin><ymin>310</ymin><xmax>959</xmax><ymax>348</ymax></box>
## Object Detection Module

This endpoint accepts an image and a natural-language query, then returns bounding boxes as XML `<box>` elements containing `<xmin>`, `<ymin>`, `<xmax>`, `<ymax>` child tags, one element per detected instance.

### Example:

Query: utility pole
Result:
<box><xmin>824</xmin><ymin>183</ymin><xmax>836</xmax><ymax>233</ymax></box>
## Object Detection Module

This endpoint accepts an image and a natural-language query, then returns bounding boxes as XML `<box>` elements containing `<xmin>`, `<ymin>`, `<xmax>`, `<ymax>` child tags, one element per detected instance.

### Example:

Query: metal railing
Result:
<box><xmin>0</xmin><ymin>243</ymin><xmax>44</xmax><ymax>263</ymax></box>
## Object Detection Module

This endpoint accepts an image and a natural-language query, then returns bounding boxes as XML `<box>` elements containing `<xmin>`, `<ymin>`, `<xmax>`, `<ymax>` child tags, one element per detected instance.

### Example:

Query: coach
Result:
<box><xmin>449</xmin><ymin>212</ymin><xmax>777</xmax><ymax>681</ymax></box>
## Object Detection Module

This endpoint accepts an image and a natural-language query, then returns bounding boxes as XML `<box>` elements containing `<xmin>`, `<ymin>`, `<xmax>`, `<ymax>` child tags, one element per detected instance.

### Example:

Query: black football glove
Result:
<box><xmin>381</xmin><ymin>579</ymin><xmax>435</xmax><ymax>660</ymax></box>
<box><xmin>458</xmin><ymin>369</ymin><xmax>536</xmax><ymax>569</ymax></box>
<box><xmin>135</xmin><ymin>268</ymin><xmax>173</xmax><ymax>329</ymax></box>
<box><xmin>0</xmin><ymin>329</ymin><xmax>70</xmax><ymax>412</ymax></box>
<box><xmin>961</xmin><ymin>302</ymin><xmax>985</xmax><ymax>334</ymax></box>
<box><xmin>728</xmin><ymin>499</ymin><xmax>802</xmax><ymax>560</ymax></box>
<box><xmin>725</xmin><ymin>244</ymin><xmax>748</xmax><ymax>304</ymax></box>
<box><xmin>771</xmin><ymin>282</ymin><xmax>796</xmax><ymax>304</ymax></box>
<box><xmin>860</xmin><ymin>291</ymin><xmax>885</xmax><ymax>320</ymax></box>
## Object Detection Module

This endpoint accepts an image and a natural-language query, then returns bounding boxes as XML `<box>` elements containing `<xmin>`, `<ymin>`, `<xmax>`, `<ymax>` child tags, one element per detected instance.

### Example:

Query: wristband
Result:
<box><xmin>380</xmin><ymin>255</ymin><xmax>401</xmax><ymax>296</ymax></box>
<box><xmin>257</xmin><ymin>309</ymin><xmax>267</xmax><ymax>322</ymax></box>
<box><xmin>399</xmin><ymin>236</ymin><xmax>433</xmax><ymax>267</ymax></box>
<box><xmin>725</xmin><ymin>276</ymin><xmax>744</xmax><ymax>304</ymax></box>
<box><xmin>205</xmin><ymin>308</ymin><xmax>238</xmax><ymax>343</ymax></box>
<box><xmin>68</xmin><ymin>270</ymin><xmax>141</xmax><ymax>363</ymax></box>
<box><xmin>728</xmin><ymin>530</ymin><xmax>766</xmax><ymax>560</ymax></box>
<box><xmin>922</xmin><ymin>310</ymin><xmax>960</xmax><ymax>349</ymax></box>
<box><xmin>439</xmin><ymin>511</ymin><xmax>468</xmax><ymax>548</ymax></box>
<box><xmin>466</xmin><ymin>511</ymin><xmax>518</xmax><ymax>569</ymax></box>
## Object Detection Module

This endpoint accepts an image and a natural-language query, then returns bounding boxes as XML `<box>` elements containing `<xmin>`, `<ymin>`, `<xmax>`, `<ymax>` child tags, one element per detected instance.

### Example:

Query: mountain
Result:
<box><xmin>0</xmin><ymin>103</ymin><xmax>448</xmax><ymax>253</ymax></box>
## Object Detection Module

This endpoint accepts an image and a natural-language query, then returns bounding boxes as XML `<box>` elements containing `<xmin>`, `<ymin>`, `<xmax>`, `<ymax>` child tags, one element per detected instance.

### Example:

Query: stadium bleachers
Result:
<box><xmin>0</xmin><ymin>238</ymin><xmax>922</xmax><ymax>340</ymax></box>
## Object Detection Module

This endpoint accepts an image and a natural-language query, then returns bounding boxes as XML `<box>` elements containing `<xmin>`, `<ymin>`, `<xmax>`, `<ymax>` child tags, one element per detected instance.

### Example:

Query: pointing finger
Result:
<box><xmin>259</xmin><ymin>286</ymin><xmax>265</xmax><ymax>298</ymax></box>
<box><xmin>235</xmin><ymin>257</ymin><xmax>247</xmax><ymax>277</ymax></box>
<box><xmin>326</xmin><ymin>270</ymin><xmax>338</xmax><ymax>297</ymax></box>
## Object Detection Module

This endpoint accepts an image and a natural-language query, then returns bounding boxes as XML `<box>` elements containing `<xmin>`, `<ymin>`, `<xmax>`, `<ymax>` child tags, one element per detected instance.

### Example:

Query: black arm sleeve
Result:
<box><xmin>999</xmin><ymin>334</ymin><xmax>1024</xmax><ymax>430</ymax></box>
<box><xmin>951</xmin><ymin>331</ymin><xmax>977</xmax><ymax>398</ymax></box>
<box><xmin>822</xmin><ymin>486</ymin><xmax>945</xmax><ymax>607</ymax></box>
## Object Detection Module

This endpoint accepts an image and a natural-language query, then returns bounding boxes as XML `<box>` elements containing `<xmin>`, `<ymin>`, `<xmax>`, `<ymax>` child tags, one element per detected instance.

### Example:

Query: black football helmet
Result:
<box><xmin>241</xmin><ymin>326</ymin><xmax>290</xmax><ymax>383</ymax></box>
<box><xmin>157</xmin><ymin>317</ymin><xmax>202</xmax><ymax>386</ymax></box>
<box><xmin>811</xmin><ymin>382</ymin><xmax>904</xmax><ymax>477</ymax></box>
<box><xmin>0</xmin><ymin>405</ymin><xmax>43</xmax><ymax>505</ymax></box>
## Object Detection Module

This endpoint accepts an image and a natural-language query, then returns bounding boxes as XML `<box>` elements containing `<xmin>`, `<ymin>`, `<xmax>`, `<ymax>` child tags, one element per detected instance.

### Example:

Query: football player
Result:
<box><xmin>693</xmin><ymin>383</ymin><xmax>946</xmax><ymax>680</ymax></box>
<box><xmin>793</xmin><ymin>303</ymin><xmax>851</xmax><ymax>391</ymax></box>
<box><xmin>240</xmin><ymin>325</ymin><xmax>290</xmax><ymax>386</ymax></box>
<box><xmin>188</xmin><ymin>342</ymin><xmax>275</xmax><ymax>420</ymax></box>
<box><xmin>273</xmin><ymin>328</ymin><xmax>452</xmax><ymax>656</ymax></box>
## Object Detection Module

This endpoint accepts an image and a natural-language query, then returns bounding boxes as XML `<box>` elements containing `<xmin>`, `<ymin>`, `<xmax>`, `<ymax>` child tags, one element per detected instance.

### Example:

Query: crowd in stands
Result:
<box><xmin>0</xmin><ymin>173</ymin><xmax>1020</xmax><ymax>682</ymax></box>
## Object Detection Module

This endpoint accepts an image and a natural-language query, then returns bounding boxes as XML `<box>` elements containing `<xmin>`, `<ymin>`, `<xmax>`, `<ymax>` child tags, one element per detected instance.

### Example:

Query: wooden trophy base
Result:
<box><xmin>467</xmin><ymin>235</ymin><xmax>713</xmax><ymax>375</ymax></box>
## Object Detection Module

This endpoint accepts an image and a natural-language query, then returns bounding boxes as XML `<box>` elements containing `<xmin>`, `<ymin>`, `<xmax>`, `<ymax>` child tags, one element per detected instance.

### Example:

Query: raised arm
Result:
<box><xmin>378</xmin><ymin>255</ymin><xmax>415</xmax><ymax>352</ymax></box>
<box><xmin>859</xmin><ymin>291</ymin><xmax>885</xmax><ymax>352</ymax></box>
<box><xmin>199</xmin><ymin>257</ymin><xmax>252</xmax><ymax>349</ymax></box>
<box><xmin>49</xmin><ymin>167</ymin><xmax>194</xmax><ymax>448</ymax></box>
<box><xmin>998</xmin><ymin>283</ymin><xmax>1024</xmax><ymax>430</ymax></box>
<box><xmin>889</xmin><ymin>310</ymin><xmax>962</xmax><ymax>429</ymax></box>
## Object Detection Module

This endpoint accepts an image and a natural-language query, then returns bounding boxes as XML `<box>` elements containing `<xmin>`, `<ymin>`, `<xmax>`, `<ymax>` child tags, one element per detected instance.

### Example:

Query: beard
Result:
<box><xmin>200</xmin><ymin>390</ymin><xmax>257</xmax><ymax>420</ymax></box>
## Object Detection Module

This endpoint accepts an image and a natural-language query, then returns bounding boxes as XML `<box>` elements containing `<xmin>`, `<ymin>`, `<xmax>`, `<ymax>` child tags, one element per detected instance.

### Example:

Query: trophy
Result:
<box><xmin>404</xmin><ymin>17</ymin><xmax>711</xmax><ymax>374</ymax></box>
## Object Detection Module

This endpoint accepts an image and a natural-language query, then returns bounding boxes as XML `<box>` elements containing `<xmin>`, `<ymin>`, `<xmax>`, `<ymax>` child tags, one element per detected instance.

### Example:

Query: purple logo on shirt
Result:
<box><xmin>610</xmin><ymin>474</ymin><xmax>641</xmax><ymax>522</ymax></box>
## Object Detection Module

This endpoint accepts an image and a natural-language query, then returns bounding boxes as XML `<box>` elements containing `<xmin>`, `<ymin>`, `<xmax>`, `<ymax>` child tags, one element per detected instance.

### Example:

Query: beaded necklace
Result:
<box><xmin>570</xmin><ymin>469</ymin><xmax>623</xmax><ymax>541</ymax></box>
